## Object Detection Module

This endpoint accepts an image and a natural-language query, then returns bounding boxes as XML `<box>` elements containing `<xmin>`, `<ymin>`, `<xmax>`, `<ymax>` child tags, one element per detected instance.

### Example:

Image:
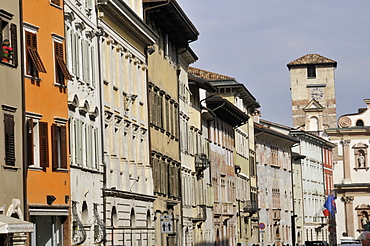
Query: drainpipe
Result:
<box><xmin>20</xmin><ymin>0</ymin><xmax>28</xmax><ymax>222</ymax></box>
<box><xmin>143</xmin><ymin>0</ymin><xmax>171</xmax><ymax>22</ymax></box>
<box><xmin>95</xmin><ymin>5</ymin><xmax>107</xmax><ymax>245</ymax></box>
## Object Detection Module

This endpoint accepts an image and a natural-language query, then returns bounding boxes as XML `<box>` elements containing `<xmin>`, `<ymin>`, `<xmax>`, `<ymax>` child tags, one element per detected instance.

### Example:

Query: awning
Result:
<box><xmin>0</xmin><ymin>215</ymin><xmax>34</xmax><ymax>234</ymax></box>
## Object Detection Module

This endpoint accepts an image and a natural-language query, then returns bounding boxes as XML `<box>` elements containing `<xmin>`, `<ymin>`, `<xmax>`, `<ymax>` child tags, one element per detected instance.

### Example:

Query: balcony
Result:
<box><xmin>244</xmin><ymin>200</ymin><xmax>258</xmax><ymax>215</ymax></box>
<box><xmin>192</xmin><ymin>205</ymin><xmax>207</xmax><ymax>222</ymax></box>
<box><xmin>195</xmin><ymin>153</ymin><xmax>209</xmax><ymax>173</ymax></box>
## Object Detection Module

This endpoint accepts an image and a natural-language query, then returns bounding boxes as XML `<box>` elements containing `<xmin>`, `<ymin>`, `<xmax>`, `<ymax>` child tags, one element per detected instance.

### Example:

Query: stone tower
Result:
<box><xmin>287</xmin><ymin>54</ymin><xmax>337</xmax><ymax>136</ymax></box>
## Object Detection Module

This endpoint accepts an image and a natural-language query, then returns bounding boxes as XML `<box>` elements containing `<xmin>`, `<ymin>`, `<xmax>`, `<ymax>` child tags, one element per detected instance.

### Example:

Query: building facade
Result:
<box><xmin>287</xmin><ymin>53</ymin><xmax>337</xmax><ymax>136</ymax></box>
<box><xmin>0</xmin><ymin>1</ymin><xmax>33</xmax><ymax>244</ymax></box>
<box><xmin>255</xmin><ymin>120</ymin><xmax>299</xmax><ymax>246</ymax></box>
<box><xmin>23</xmin><ymin>0</ymin><xmax>72</xmax><ymax>244</ymax></box>
<box><xmin>144</xmin><ymin>0</ymin><xmax>198</xmax><ymax>245</ymax></box>
<box><xmin>64</xmin><ymin>0</ymin><xmax>106</xmax><ymax>244</ymax></box>
<box><xmin>97</xmin><ymin>0</ymin><xmax>157</xmax><ymax>245</ymax></box>
<box><xmin>326</xmin><ymin>99</ymin><xmax>370</xmax><ymax>241</ymax></box>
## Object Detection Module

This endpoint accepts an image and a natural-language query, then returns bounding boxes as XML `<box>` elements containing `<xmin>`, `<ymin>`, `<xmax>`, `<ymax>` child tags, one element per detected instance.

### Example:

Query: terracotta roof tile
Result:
<box><xmin>188</xmin><ymin>67</ymin><xmax>234</xmax><ymax>81</ymax></box>
<box><xmin>287</xmin><ymin>54</ymin><xmax>337</xmax><ymax>66</ymax></box>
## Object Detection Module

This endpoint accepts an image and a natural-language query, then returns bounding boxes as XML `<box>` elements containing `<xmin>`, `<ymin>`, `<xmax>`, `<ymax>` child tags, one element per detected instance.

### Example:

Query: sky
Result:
<box><xmin>177</xmin><ymin>0</ymin><xmax>370</xmax><ymax>127</ymax></box>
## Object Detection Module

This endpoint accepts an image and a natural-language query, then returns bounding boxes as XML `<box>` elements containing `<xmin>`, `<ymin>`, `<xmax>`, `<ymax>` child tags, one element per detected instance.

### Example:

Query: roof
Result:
<box><xmin>206</xmin><ymin>95</ymin><xmax>249</xmax><ymax>127</ymax></box>
<box><xmin>188</xmin><ymin>74</ymin><xmax>217</xmax><ymax>93</ymax></box>
<box><xmin>143</xmin><ymin>0</ymin><xmax>199</xmax><ymax>48</ymax></box>
<box><xmin>188</xmin><ymin>67</ymin><xmax>234</xmax><ymax>81</ymax></box>
<box><xmin>255</xmin><ymin>122</ymin><xmax>300</xmax><ymax>149</ymax></box>
<box><xmin>287</xmin><ymin>54</ymin><xmax>337</xmax><ymax>68</ymax></box>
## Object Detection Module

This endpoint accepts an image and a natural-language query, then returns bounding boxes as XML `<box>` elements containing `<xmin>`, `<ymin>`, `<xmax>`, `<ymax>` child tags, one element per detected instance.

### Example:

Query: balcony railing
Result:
<box><xmin>244</xmin><ymin>200</ymin><xmax>258</xmax><ymax>214</ymax></box>
<box><xmin>195</xmin><ymin>153</ymin><xmax>209</xmax><ymax>173</ymax></box>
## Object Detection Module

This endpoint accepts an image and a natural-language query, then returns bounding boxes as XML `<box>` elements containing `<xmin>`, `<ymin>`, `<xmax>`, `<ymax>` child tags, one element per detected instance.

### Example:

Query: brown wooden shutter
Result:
<box><xmin>4</xmin><ymin>114</ymin><xmax>15</xmax><ymax>166</ymax></box>
<box><xmin>55</xmin><ymin>42</ymin><xmax>73</xmax><ymax>81</ymax></box>
<box><xmin>25</xmin><ymin>31</ymin><xmax>46</xmax><ymax>73</ymax></box>
<box><xmin>10</xmin><ymin>23</ymin><xmax>17</xmax><ymax>66</ymax></box>
<box><xmin>60</xmin><ymin>125</ymin><xmax>67</xmax><ymax>169</ymax></box>
<box><xmin>51</xmin><ymin>0</ymin><xmax>60</xmax><ymax>6</ymax></box>
<box><xmin>26</xmin><ymin>119</ymin><xmax>34</xmax><ymax>166</ymax></box>
<box><xmin>52</xmin><ymin>124</ymin><xmax>58</xmax><ymax>170</ymax></box>
<box><xmin>39</xmin><ymin>121</ymin><xmax>49</xmax><ymax>168</ymax></box>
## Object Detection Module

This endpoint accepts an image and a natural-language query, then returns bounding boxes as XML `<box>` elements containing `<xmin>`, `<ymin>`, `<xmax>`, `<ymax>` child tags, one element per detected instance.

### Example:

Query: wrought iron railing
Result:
<box><xmin>93</xmin><ymin>203</ymin><xmax>106</xmax><ymax>244</ymax></box>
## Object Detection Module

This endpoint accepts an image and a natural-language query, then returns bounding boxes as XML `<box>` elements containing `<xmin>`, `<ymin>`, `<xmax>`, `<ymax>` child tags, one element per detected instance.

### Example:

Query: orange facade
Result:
<box><xmin>23</xmin><ymin>0</ymin><xmax>70</xmax><ymax>244</ymax></box>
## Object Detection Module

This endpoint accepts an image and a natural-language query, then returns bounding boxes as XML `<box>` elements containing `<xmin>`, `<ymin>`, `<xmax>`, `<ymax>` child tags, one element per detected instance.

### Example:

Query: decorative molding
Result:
<box><xmin>2</xmin><ymin>104</ymin><xmax>17</xmax><ymax>113</ymax></box>
<box><xmin>339</xmin><ymin>116</ymin><xmax>352</xmax><ymax>128</ymax></box>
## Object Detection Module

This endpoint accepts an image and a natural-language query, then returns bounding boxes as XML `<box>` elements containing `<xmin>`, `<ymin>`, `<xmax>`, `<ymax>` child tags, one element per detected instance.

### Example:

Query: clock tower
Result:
<box><xmin>287</xmin><ymin>54</ymin><xmax>337</xmax><ymax>136</ymax></box>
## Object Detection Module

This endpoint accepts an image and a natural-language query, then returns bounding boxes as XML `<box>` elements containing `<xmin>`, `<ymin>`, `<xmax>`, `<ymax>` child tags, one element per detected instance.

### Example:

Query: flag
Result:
<box><xmin>323</xmin><ymin>194</ymin><xmax>336</xmax><ymax>217</ymax></box>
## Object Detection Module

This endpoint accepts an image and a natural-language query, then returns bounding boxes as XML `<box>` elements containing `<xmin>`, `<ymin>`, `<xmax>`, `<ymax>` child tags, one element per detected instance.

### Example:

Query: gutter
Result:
<box><xmin>143</xmin><ymin>0</ymin><xmax>170</xmax><ymax>22</ymax></box>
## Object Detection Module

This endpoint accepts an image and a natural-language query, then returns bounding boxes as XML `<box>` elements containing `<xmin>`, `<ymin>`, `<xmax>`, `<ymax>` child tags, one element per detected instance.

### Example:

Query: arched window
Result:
<box><xmin>130</xmin><ymin>208</ymin><xmax>136</xmax><ymax>228</ymax></box>
<box><xmin>309</xmin><ymin>116</ymin><xmax>319</xmax><ymax>131</ymax></box>
<box><xmin>356</xmin><ymin>119</ymin><xmax>364</xmax><ymax>126</ymax></box>
<box><xmin>81</xmin><ymin>201</ymin><xmax>88</xmax><ymax>224</ymax></box>
<box><xmin>146</xmin><ymin>210</ymin><xmax>151</xmax><ymax>228</ymax></box>
<box><xmin>111</xmin><ymin>206</ymin><xmax>117</xmax><ymax>227</ymax></box>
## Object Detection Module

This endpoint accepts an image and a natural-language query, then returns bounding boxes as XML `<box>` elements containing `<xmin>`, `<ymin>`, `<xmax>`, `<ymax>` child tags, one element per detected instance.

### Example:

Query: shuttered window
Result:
<box><xmin>51</xmin><ymin>0</ymin><xmax>60</xmax><ymax>6</ymax></box>
<box><xmin>52</xmin><ymin>124</ymin><xmax>67</xmax><ymax>170</ymax></box>
<box><xmin>25</xmin><ymin>31</ymin><xmax>46</xmax><ymax>76</ymax></box>
<box><xmin>39</xmin><ymin>122</ymin><xmax>49</xmax><ymax>168</ymax></box>
<box><xmin>55</xmin><ymin>41</ymin><xmax>72</xmax><ymax>84</ymax></box>
<box><xmin>4</xmin><ymin>114</ymin><xmax>15</xmax><ymax>166</ymax></box>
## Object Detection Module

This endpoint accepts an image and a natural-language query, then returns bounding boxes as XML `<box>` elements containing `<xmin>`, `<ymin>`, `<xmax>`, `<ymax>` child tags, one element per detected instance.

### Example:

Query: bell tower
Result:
<box><xmin>287</xmin><ymin>54</ymin><xmax>337</xmax><ymax>136</ymax></box>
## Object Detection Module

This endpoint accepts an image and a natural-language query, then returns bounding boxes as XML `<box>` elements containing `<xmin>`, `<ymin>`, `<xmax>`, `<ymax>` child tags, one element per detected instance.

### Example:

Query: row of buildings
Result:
<box><xmin>1</xmin><ymin>0</ymin><xmax>370</xmax><ymax>245</ymax></box>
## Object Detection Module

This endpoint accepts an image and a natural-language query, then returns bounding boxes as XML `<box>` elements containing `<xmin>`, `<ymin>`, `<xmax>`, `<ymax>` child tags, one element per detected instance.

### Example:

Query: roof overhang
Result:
<box><xmin>209</xmin><ymin>81</ymin><xmax>260</xmax><ymax>109</ymax></box>
<box><xmin>206</xmin><ymin>95</ymin><xmax>249</xmax><ymax>127</ymax></box>
<box><xmin>143</xmin><ymin>0</ymin><xmax>199</xmax><ymax>48</ymax></box>
<box><xmin>255</xmin><ymin>123</ymin><xmax>299</xmax><ymax>149</ymax></box>
<box><xmin>188</xmin><ymin>74</ymin><xmax>216</xmax><ymax>93</ymax></box>
<box><xmin>0</xmin><ymin>215</ymin><xmax>34</xmax><ymax>234</ymax></box>
<box><xmin>98</xmin><ymin>0</ymin><xmax>158</xmax><ymax>47</ymax></box>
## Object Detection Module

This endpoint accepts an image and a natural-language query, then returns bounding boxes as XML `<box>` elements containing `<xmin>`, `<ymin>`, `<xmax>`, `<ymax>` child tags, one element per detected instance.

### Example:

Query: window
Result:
<box><xmin>4</xmin><ymin>113</ymin><xmax>15</xmax><ymax>166</ymax></box>
<box><xmin>356</xmin><ymin>119</ymin><xmax>364</xmax><ymax>126</ymax></box>
<box><xmin>52</xmin><ymin>124</ymin><xmax>67</xmax><ymax>170</ymax></box>
<box><xmin>26</xmin><ymin>119</ymin><xmax>49</xmax><ymax>168</ymax></box>
<box><xmin>307</xmin><ymin>65</ymin><xmax>316</xmax><ymax>78</ymax></box>
<box><xmin>25</xmin><ymin>31</ymin><xmax>46</xmax><ymax>77</ymax></box>
<box><xmin>1</xmin><ymin>10</ymin><xmax>17</xmax><ymax>66</ymax></box>
<box><xmin>54</xmin><ymin>41</ymin><xmax>72</xmax><ymax>85</ymax></box>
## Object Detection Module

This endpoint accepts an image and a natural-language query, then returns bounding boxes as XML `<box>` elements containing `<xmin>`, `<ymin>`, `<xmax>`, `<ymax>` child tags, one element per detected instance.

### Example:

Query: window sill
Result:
<box><xmin>28</xmin><ymin>166</ymin><xmax>44</xmax><ymax>171</ymax></box>
<box><xmin>49</xmin><ymin>1</ymin><xmax>62</xmax><ymax>9</ymax></box>
<box><xmin>0</xmin><ymin>60</ymin><xmax>16</xmax><ymax>68</ymax></box>
<box><xmin>54</xmin><ymin>83</ymin><xmax>67</xmax><ymax>89</ymax></box>
<box><xmin>54</xmin><ymin>168</ymin><xmax>69</xmax><ymax>173</ymax></box>
<box><xmin>25</xmin><ymin>74</ymin><xmax>42</xmax><ymax>82</ymax></box>
<box><xmin>2</xmin><ymin>165</ymin><xmax>20</xmax><ymax>171</ymax></box>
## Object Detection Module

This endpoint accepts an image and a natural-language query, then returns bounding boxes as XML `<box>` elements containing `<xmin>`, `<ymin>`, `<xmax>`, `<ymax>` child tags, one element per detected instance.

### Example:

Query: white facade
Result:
<box><xmin>97</xmin><ymin>0</ymin><xmax>157</xmax><ymax>244</ymax></box>
<box><xmin>64</xmin><ymin>0</ymin><xmax>105</xmax><ymax>244</ymax></box>
<box><xmin>327</xmin><ymin>99</ymin><xmax>370</xmax><ymax>241</ymax></box>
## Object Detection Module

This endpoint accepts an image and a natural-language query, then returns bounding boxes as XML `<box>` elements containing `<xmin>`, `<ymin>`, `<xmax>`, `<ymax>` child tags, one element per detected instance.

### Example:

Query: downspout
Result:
<box><xmin>143</xmin><ymin>0</ymin><xmax>171</xmax><ymax>22</ymax></box>
<box><xmin>20</xmin><ymin>0</ymin><xmax>28</xmax><ymax>222</ymax></box>
<box><xmin>95</xmin><ymin>5</ymin><xmax>107</xmax><ymax>245</ymax></box>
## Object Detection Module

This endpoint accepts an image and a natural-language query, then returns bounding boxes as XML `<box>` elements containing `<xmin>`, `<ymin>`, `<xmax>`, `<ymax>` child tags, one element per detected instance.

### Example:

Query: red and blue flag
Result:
<box><xmin>323</xmin><ymin>194</ymin><xmax>336</xmax><ymax>217</ymax></box>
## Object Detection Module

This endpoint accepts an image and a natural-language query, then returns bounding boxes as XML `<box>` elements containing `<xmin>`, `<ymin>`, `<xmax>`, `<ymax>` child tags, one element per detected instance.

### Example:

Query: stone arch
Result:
<box><xmin>309</xmin><ymin>116</ymin><xmax>319</xmax><ymax>131</ymax></box>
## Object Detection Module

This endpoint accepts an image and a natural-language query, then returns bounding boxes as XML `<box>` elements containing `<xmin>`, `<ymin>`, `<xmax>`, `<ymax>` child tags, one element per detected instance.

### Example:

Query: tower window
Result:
<box><xmin>356</xmin><ymin>120</ymin><xmax>364</xmax><ymax>126</ymax></box>
<box><xmin>307</xmin><ymin>65</ymin><xmax>316</xmax><ymax>78</ymax></box>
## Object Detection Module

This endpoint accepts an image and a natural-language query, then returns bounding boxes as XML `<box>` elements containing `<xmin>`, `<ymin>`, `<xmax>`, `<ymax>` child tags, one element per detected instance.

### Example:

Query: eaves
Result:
<box><xmin>98</xmin><ymin>0</ymin><xmax>158</xmax><ymax>47</ymax></box>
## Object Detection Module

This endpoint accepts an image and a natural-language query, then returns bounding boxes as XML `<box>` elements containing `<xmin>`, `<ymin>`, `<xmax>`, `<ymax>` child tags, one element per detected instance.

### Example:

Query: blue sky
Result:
<box><xmin>178</xmin><ymin>0</ymin><xmax>370</xmax><ymax>126</ymax></box>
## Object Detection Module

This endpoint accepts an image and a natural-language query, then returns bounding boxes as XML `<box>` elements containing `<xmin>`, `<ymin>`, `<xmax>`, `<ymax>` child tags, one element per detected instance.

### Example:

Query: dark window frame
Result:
<box><xmin>54</xmin><ymin>41</ymin><xmax>72</xmax><ymax>86</ymax></box>
<box><xmin>307</xmin><ymin>65</ymin><xmax>316</xmax><ymax>78</ymax></box>
<box><xmin>4</xmin><ymin>113</ymin><xmax>15</xmax><ymax>166</ymax></box>
<box><xmin>0</xmin><ymin>10</ymin><xmax>18</xmax><ymax>67</ymax></box>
